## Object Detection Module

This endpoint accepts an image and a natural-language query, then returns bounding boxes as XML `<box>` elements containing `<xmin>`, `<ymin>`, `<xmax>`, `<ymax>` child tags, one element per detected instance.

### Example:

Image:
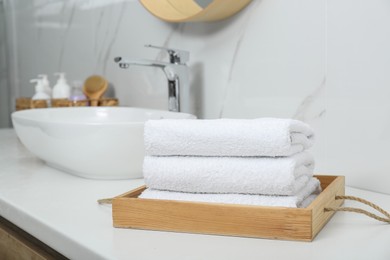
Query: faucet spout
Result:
<box><xmin>114</xmin><ymin>45</ymin><xmax>189</xmax><ymax>113</ymax></box>
<box><xmin>114</xmin><ymin>57</ymin><xmax>169</xmax><ymax>69</ymax></box>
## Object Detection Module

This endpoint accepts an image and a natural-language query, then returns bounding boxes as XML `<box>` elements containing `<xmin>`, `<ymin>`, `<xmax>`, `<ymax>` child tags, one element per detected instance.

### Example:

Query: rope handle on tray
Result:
<box><xmin>324</xmin><ymin>195</ymin><xmax>390</xmax><ymax>224</ymax></box>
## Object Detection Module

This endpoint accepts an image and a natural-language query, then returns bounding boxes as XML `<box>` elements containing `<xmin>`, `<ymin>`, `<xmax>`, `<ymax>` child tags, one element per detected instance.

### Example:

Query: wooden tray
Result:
<box><xmin>112</xmin><ymin>175</ymin><xmax>345</xmax><ymax>241</ymax></box>
<box><xmin>15</xmin><ymin>97</ymin><xmax>119</xmax><ymax>110</ymax></box>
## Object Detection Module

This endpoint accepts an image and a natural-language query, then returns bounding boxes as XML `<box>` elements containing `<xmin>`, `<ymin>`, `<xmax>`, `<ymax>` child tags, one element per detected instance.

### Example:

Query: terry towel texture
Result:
<box><xmin>139</xmin><ymin>177</ymin><xmax>321</xmax><ymax>208</ymax></box>
<box><xmin>141</xmin><ymin>117</ymin><xmax>318</xmax><ymax>208</ymax></box>
<box><xmin>143</xmin><ymin>151</ymin><xmax>315</xmax><ymax>195</ymax></box>
<box><xmin>144</xmin><ymin>118</ymin><xmax>314</xmax><ymax>157</ymax></box>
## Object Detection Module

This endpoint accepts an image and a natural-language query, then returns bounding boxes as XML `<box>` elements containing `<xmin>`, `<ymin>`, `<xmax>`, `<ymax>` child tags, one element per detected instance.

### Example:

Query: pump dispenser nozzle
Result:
<box><xmin>31</xmin><ymin>79</ymin><xmax>50</xmax><ymax>100</ymax></box>
<box><xmin>54</xmin><ymin>73</ymin><xmax>66</xmax><ymax>82</ymax></box>
<box><xmin>37</xmin><ymin>74</ymin><xmax>52</xmax><ymax>96</ymax></box>
<box><xmin>52</xmin><ymin>72</ymin><xmax>71</xmax><ymax>99</ymax></box>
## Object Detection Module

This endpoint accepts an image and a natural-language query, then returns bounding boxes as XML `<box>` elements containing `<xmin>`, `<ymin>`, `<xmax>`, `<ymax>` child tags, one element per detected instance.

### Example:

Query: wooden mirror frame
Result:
<box><xmin>140</xmin><ymin>0</ymin><xmax>252</xmax><ymax>22</ymax></box>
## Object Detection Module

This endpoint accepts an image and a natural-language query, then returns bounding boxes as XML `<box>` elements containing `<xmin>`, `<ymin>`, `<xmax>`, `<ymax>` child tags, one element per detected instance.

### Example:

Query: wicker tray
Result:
<box><xmin>15</xmin><ymin>97</ymin><xmax>118</xmax><ymax>110</ymax></box>
<box><xmin>112</xmin><ymin>175</ymin><xmax>345</xmax><ymax>241</ymax></box>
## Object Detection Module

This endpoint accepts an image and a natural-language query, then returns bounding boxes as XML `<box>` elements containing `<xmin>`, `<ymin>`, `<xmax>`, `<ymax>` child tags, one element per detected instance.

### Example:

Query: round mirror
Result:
<box><xmin>194</xmin><ymin>0</ymin><xmax>213</xmax><ymax>8</ymax></box>
<box><xmin>140</xmin><ymin>0</ymin><xmax>252</xmax><ymax>22</ymax></box>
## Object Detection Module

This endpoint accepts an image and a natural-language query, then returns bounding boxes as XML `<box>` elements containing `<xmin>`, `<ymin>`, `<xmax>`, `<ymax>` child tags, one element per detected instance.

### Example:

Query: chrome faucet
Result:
<box><xmin>114</xmin><ymin>45</ymin><xmax>190</xmax><ymax>112</ymax></box>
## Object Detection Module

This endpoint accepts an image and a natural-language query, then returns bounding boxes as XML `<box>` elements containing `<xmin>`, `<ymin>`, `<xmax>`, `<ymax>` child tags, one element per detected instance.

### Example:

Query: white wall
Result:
<box><xmin>0</xmin><ymin>0</ymin><xmax>11</xmax><ymax>127</ymax></box>
<box><xmin>3</xmin><ymin>0</ymin><xmax>390</xmax><ymax>194</ymax></box>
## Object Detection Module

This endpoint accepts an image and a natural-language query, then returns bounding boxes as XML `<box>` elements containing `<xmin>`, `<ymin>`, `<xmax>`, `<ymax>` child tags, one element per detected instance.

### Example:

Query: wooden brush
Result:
<box><xmin>83</xmin><ymin>75</ymin><xmax>108</xmax><ymax>106</ymax></box>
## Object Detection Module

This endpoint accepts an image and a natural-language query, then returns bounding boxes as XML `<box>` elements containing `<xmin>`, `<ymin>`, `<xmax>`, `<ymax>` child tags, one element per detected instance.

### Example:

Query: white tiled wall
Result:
<box><xmin>2</xmin><ymin>0</ymin><xmax>390</xmax><ymax>194</ymax></box>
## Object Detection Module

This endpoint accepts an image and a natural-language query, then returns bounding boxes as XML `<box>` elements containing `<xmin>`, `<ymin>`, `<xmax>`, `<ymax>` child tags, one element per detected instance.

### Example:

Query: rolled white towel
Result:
<box><xmin>139</xmin><ymin>177</ymin><xmax>321</xmax><ymax>208</ymax></box>
<box><xmin>143</xmin><ymin>152</ymin><xmax>315</xmax><ymax>196</ymax></box>
<box><xmin>144</xmin><ymin>118</ymin><xmax>314</xmax><ymax>157</ymax></box>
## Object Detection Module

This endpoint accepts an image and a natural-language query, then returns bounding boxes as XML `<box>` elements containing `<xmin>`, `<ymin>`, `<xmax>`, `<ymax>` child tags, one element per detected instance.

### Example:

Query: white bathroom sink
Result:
<box><xmin>11</xmin><ymin>107</ymin><xmax>195</xmax><ymax>179</ymax></box>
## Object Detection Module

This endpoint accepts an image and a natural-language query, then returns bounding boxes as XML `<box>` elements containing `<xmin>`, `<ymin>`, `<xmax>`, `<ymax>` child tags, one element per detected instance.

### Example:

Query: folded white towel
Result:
<box><xmin>139</xmin><ymin>177</ymin><xmax>321</xmax><ymax>208</ymax></box>
<box><xmin>143</xmin><ymin>152</ymin><xmax>315</xmax><ymax>196</ymax></box>
<box><xmin>144</xmin><ymin>118</ymin><xmax>314</xmax><ymax>157</ymax></box>
<box><xmin>299</xmin><ymin>194</ymin><xmax>319</xmax><ymax>208</ymax></box>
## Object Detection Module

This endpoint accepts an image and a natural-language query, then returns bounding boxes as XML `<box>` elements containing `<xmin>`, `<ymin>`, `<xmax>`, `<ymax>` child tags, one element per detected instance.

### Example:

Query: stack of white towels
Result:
<box><xmin>139</xmin><ymin>118</ymin><xmax>321</xmax><ymax>208</ymax></box>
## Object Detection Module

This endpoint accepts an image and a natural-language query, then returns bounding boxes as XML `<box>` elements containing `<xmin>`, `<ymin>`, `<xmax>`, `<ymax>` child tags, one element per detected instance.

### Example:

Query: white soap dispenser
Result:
<box><xmin>52</xmin><ymin>72</ymin><xmax>71</xmax><ymax>99</ymax></box>
<box><xmin>38</xmin><ymin>74</ymin><xmax>52</xmax><ymax>97</ymax></box>
<box><xmin>31</xmin><ymin>79</ymin><xmax>51</xmax><ymax>100</ymax></box>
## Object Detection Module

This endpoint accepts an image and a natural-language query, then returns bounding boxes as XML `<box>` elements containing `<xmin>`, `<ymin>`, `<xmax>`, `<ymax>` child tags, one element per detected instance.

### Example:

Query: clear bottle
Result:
<box><xmin>69</xmin><ymin>81</ymin><xmax>87</xmax><ymax>101</ymax></box>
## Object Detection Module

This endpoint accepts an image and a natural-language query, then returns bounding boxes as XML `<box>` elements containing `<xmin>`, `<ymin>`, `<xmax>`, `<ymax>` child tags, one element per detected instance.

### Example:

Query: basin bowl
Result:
<box><xmin>12</xmin><ymin>107</ymin><xmax>195</xmax><ymax>179</ymax></box>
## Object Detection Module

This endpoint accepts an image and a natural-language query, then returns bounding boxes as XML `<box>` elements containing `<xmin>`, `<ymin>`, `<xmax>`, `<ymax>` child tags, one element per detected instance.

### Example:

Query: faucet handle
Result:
<box><xmin>145</xmin><ymin>44</ymin><xmax>189</xmax><ymax>64</ymax></box>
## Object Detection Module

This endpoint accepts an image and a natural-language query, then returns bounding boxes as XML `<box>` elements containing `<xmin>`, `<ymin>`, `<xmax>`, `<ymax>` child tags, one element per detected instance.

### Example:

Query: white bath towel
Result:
<box><xmin>144</xmin><ymin>118</ymin><xmax>314</xmax><ymax>157</ymax></box>
<box><xmin>299</xmin><ymin>193</ymin><xmax>319</xmax><ymax>208</ymax></box>
<box><xmin>139</xmin><ymin>178</ymin><xmax>321</xmax><ymax>208</ymax></box>
<box><xmin>143</xmin><ymin>152</ymin><xmax>315</xmax><ymax>196</ymax></box>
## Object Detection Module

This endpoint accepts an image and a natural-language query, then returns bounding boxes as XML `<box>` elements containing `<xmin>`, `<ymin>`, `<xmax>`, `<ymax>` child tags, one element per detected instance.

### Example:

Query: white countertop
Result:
<box><xmin>0</xmin><ymin>128</ymin><xmax>389</xmax><ymax>260</ymax></box>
